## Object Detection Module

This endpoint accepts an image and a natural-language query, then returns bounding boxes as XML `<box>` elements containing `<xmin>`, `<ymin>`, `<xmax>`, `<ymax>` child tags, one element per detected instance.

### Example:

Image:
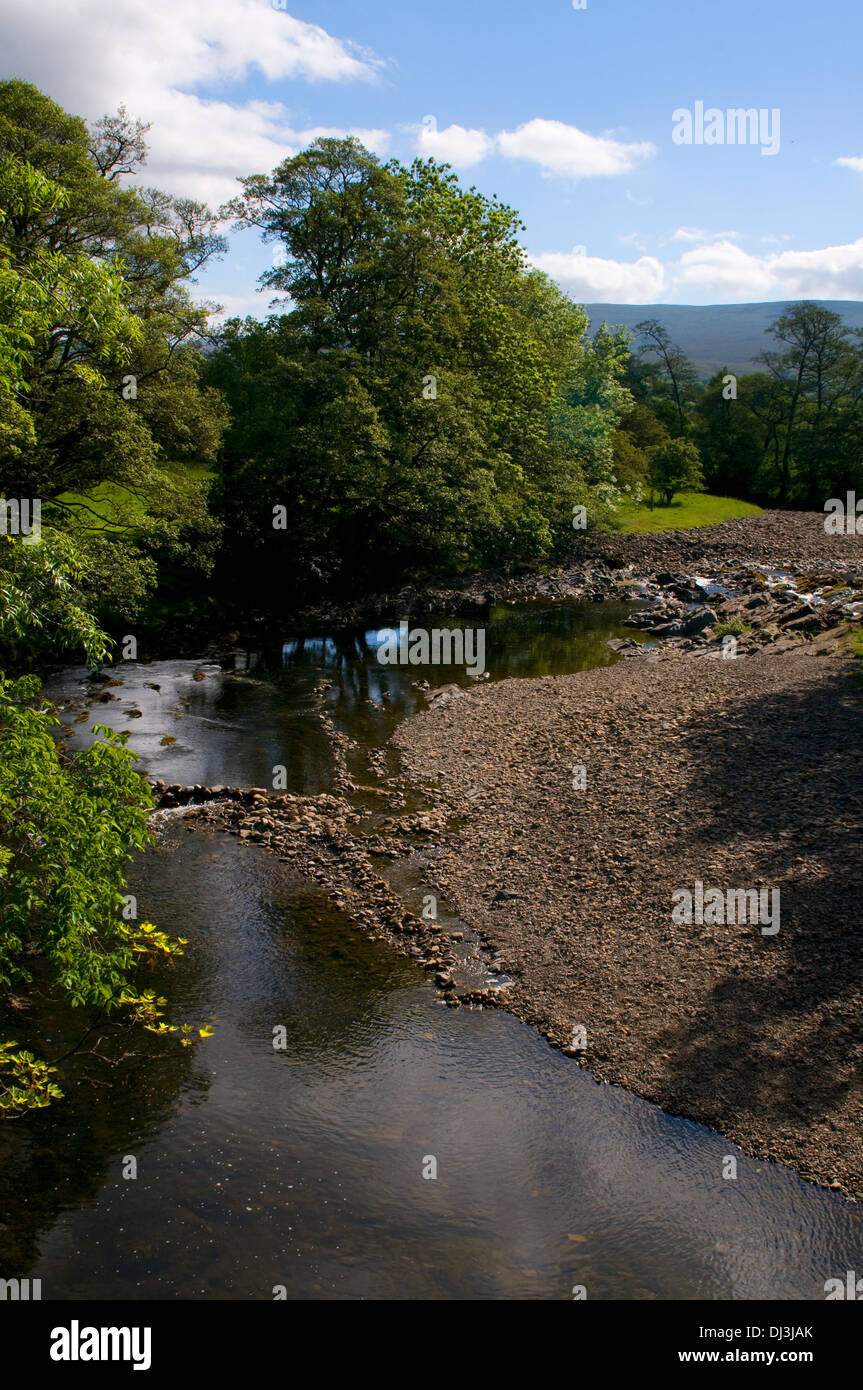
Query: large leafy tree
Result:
<box><xmin>695</xmin><ymin>371</ymin><xmax>768</xmax><ymax>499</ymax></box>
<box><xmin>645</xmin><ymin>436</ymin><xmax>704</xmax><ymax>507</ymax></box>
<box><xmin>208</xmin><ymin>138</ymin><xmax>630</xmax><ymax>599</ymax></box>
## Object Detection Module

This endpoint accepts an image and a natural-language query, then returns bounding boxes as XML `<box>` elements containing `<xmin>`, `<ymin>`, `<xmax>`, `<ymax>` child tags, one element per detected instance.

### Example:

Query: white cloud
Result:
<box><xmin>206</xmin><ymin>290</ymin><xmax>281</xmax><ymax>323</ymax></box>
<box><xmin>0</xmin><ymin>0</ymin><xmax>384</xmax><ymax>205</ymax></box>
<box><xmin>675</xmin><ymin>237</ymin><xmax>863</xmax><ymax>300</ymax></box>
<box><xmin>670</xmin><ymin>226</ymin><xmax>708</xmax><ymax>243</ymax></box>
<box><xmin>533</xmin><ymin>234</ymin><xmax>863</xmax><ymax>305</ymax></box>
<box><xmin>531</xmin><ymin>249</ymin><xmax>666</xmax><ymax>302</ymax></box>
<box><xmin>496</xmin><ymin>118</ymin><xmax>655</xmax><ymax>179</ymax></box>
<box><xmin>666</xmin><ymin>226</ymin><xmax>740</xmax><ymax>247</ymax></box>
<box><xmin>836</xmin><ymin>155</ymin><xmax>863</xmax><ymax>174</ymax></box>
<box><xmin>204</xmin><ymin>293</ymin><xmax>258</xmax><ymax>321</ymax></box>
<box><xmin>416</xmin><ymin>122</ymin><xmax>494</xmax><ymax>168</ymax></box>
<box><xmin>121</xmin><ymin>90</ymin><xmax>390</xmax><ymax>205</ymax></box>
<box><xmin>675</xmin><ymin>240</ymin><xmax>773</xmax><ymax>297</ymax></box>
<box><xmin>411</xmin><ymin>116</ymin><xmax>655</xmax><ymax>180</ymax></box>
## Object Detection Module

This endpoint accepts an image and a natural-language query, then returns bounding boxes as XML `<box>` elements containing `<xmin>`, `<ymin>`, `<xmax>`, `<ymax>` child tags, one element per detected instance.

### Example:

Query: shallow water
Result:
<box><xmin>1</xmin><ymin>601</ymin><xmax>860</xmax><ymax>1300</ymax></box>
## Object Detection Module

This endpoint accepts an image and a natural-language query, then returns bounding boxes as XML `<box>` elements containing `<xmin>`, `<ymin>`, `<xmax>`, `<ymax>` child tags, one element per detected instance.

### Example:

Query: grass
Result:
<box><xmin>616</xmin><ymin>492</ymin><xmax>763</xmax><ymax>534</ymax></box>
<box><xmin>847</xmin><ymin>629</ymin><xmax>863</xmax><ymax>683</ymax></box>
<box><xmin>56</xmin><ymin>461</ymin><xmax>214</xmax><ymax>533</ymax></box>
<box><xmin>713</xmin><ymin>619</ymin><xmax>751</xmax><ymax>639</ymax></box>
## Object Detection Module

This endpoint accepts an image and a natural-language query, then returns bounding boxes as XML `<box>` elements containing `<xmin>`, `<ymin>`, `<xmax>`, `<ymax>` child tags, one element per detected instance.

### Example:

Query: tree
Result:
<box><xmin>756</xmin><ymin>302</ymin><xmax>852</xmax><ymax>503</ymax></box>
<box><xmin>695</xmin><ymin>370</ymin><xmax>766</xmax><ymax>499</ymax></box>
<box><xmin>608</xmin><ymin>403</ymin><xmax>669</xmax><ymax>501</ymax></box>
<box><xmin>645</xmin><ymin>437</ymin><xmax>704</xmax><ymax>507</ymax></box>
<box><xmin>0</xmin><ymin>524</ymin><xmax>199</xmax><ymax>1116</ymax></box>
<box><xmin>208</xmin><ymin>139</ymin><xmax>631</xmax><ymax>599</ymax></box>
<box><xmin>0</xmin><ymin>668</ymin><xmax>188</xmax><ymax>1116</ymax></box>
<box><xmin>0</xmin><ymin>82</ymin><xmax>228</xmax><ymax>624</ymax></box>
<box><xmin>0</xmin><ymin>153</ymin><xmax>198</xmax><ymax>1116</ymax></box>
<box><xmin>635</xmin><ymin>318</ymin><xmax>699</xmax><ymax>437</ymax></box>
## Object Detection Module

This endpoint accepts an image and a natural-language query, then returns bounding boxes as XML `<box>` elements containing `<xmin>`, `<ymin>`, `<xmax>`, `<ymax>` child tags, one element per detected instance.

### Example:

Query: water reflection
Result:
<box><xmin>43</xmin><ymin>602</ymin><xmax>641</xmax><ymax>793</ymax></box>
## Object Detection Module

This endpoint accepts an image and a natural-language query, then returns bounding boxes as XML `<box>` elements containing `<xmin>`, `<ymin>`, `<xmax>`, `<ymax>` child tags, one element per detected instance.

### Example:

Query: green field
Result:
<box><xmin>57</xmin><ymin>461</ymin><xmax>213</xmax><ymax>532</ymax></box>
<box><xmin>616</xmin><ymin>492</ymin><xmax>763</xmax><ymax>534</ymax></box>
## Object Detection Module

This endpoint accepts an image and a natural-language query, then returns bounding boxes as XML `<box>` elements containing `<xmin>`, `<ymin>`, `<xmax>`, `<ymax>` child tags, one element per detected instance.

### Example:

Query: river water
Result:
<box><xmin>1</xmin><ymin>601</ymin><xmax>860</xmax><ymax>1300</ymax></box>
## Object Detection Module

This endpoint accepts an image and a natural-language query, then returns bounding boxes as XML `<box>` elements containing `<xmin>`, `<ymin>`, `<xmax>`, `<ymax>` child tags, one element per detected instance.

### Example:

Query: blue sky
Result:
<box><xmin>3</xmin><ymin>0</ymin><xmax>862</xmax><ymax>308</ymax></box>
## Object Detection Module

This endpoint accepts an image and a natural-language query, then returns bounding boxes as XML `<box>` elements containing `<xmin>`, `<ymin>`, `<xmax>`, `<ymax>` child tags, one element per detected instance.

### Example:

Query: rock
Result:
<box><xmin>783</xmin><ymin>612</ymin><xmax>823</xmax><ymax>634</ymax></box>
<box><xmin>654</xmin><ymin>606</ymin><xmax>718</xmax><ymax>638</ymax></box>
<box><xmin>427</xmin><ymin>684</ymin><xmax>468</xmax><ymax>707</ymax></box>
<box><xmin>778</xmin><ymin>603</ymin><xmax>818</xmax><ymax>627</ymax></box>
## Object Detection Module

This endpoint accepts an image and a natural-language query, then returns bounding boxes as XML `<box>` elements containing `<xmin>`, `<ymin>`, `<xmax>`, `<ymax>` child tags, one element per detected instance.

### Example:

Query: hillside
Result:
<box><xmin>583</xmin><ymin>300</ymin><xmax>863</xmax><ymax>379</ymax></box>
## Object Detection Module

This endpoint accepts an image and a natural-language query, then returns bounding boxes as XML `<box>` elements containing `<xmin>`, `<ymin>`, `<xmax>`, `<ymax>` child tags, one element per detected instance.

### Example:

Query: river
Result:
<box><xmin>1</xmin><ymin>600</ymin><xmax>860</xmax><ymax>1299</ymax></box>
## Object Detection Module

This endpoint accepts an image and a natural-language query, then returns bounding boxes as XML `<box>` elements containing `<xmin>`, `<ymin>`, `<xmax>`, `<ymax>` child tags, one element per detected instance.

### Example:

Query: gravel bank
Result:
<box><xmin>570</xmin><ymin>508</ymin><xmax>863</xmax><ymax>572</ymax></box>
<box><xmin>392</xmin><ymin>641</ymin><xmax>863</xmax><ymax>1197</ymax></box>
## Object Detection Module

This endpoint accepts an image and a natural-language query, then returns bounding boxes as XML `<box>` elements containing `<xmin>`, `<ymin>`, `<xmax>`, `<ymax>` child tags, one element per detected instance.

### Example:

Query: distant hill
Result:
<box><xmin>582</xmin><ymin>300</ymin><xmax>863</xmax><ymax>380</ymax></box>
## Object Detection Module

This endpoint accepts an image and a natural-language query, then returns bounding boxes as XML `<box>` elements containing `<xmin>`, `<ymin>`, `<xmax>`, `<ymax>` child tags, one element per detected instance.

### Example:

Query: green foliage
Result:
<box><xmin>208</xmin><ymin>138</ymin><xmax>631</xmax><ymax>598</ymax></box>
<box><xmin>0</xmin><ymin>1041</ymin><xmax>63</xmax><ymax>1115</ymax></box>
<box><xmin>0</xmin><ymin>530</ymin><xmax>110</xmax><ymax>666</ymax></box>
<box><xmin>645</xmin><ymin>437</ymin><xmax>704</xmax><ymax>506</ymax></box>
<box><xmin>0</xmin><ymin>671</ymin><xmax>193</xmax><ymax>1114</ymax></box>
<box><xmin>0</xmin><ymin>154</ymin><xmax>199</xmax><ymax>1104</ymax></box>
<box><xmin>0</xmin><ymin>139</ymin><xmax>205</xmax><ymax>1106</ymax></box>
<box><xmin>630</xmin><ymin>302</ymin><xmax>863</xmax><ymax>508</ymax></box>
<box><xmin>0</xmin><ymin>82</ymin><xmax>228</xmax><ymax>624</ymax></box>
<box><xmin>634</xmin><ymin>318</ymin><xmax>699</xmax><ymax>436</ymax></box>
<box><xmin>713</xmin><ymin>618</ymin><xmax>750</xmax><ymax>638</ymax></box>
<box><xmin>610</xmin><ymin>402</ymin><xmax>671</xmax><ymax>502</ymax></box>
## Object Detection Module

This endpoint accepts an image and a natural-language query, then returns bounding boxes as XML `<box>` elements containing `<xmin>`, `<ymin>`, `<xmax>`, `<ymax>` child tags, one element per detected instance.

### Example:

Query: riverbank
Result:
<box><xmin>117</xmin><ymin>508</ymin><xmax>863</xmax><ymax>661</ymax></box>
<box><xmin>290</xmin><ymin>509</ymin><xmax>863</xmax><ymax>630</ymax></box>
<box><xmin>391</xmin><ymin>634</ymin><xmax>863</xmax><ymax>1198</ymax></box>
<box><xmin>149</xmin><ymin>786</ymin><xmax>492</xmax><ymax>1003</ymax></box>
